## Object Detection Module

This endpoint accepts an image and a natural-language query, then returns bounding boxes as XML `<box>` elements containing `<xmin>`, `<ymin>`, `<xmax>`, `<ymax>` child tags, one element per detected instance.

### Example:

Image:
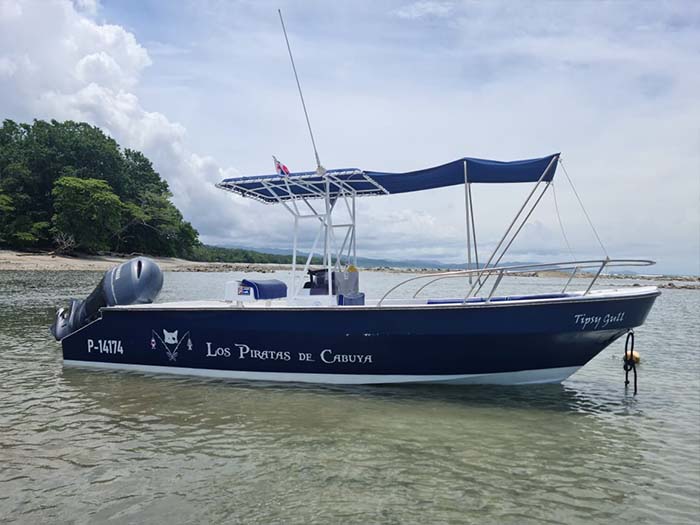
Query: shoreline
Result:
<box><xmin>0</xmin><ymin>249</ymin><xmax>290</xmax><ymax>273</ymax></box>
<box><xmin>0</xmin><ymin>250</ymin><xmax>697</xmax><ymax>288</ymax></box>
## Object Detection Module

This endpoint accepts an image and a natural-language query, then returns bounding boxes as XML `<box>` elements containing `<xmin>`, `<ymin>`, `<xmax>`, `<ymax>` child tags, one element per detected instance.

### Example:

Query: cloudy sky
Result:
<box><xmin>1</xmin><ymin>0</ymin><xmax>698</xmax><ymax>274</ymax></box>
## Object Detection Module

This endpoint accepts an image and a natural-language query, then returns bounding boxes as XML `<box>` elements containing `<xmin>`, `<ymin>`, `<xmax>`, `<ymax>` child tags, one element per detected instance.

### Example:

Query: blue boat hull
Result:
<box><xmin>60</xmin><ymin>291</ymin><xmax>659</xmax><ymax>385</ymax></box>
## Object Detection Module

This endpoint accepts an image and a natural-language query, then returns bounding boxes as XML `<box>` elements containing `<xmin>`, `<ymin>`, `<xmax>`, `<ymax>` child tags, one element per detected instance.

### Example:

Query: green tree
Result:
<box><xmin>52</xmin><ymin>177</ymin><xmax>124</xmax><ymax>253</ymax></box>
<box><xmin>116</xmin><ymin>192</ymin><xmax>199</xmax><ymax>257</ymax></box>
<box><xmin>0</xmin><ymin>191</ymin><xmax>15</xmax><ymax>244</ymax></box>
<box><xmin>0</xmin><ymin>118</ymin><xmax>201</xmax><ymax>257</ymax></box>
<box><xmin>122</xmin><ymin>149</ymin><xmax>169</xmax><ymax>200</ymax></box>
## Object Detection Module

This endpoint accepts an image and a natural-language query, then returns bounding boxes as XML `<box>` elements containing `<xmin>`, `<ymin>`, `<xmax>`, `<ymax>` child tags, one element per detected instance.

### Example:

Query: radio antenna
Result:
<box><xmin>278</xmin><ymin>9</ymin><xmax>323</xmax><ymax>172</ymax></box>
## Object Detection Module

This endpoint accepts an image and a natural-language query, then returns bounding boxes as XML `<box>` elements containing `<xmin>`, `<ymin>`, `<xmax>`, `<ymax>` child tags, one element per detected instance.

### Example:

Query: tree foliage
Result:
<box><xmin>190</xmin><ymin>245</ymin><xmax>323</xmax><ymax>265</ymax></box>
<box><xmin>0</xmin><ymin>119</ymin><xmax>198</xmax><ymax>256</ymax></box>
<box><xmin>53</xmin><ymin>177</ymin><xmax>124</xmax><ymax>252</ymax></box>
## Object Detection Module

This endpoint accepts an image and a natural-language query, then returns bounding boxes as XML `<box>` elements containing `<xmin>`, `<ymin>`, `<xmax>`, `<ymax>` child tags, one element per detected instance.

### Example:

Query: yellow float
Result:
<box><xmin>624</xmin><ymin>349</ymin><xmax>641</xmax><ymax>364</ymax></box>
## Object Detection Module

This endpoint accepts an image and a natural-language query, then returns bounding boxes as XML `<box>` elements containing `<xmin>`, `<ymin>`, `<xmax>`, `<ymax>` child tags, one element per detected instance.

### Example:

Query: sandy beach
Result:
<box><xmin>0</xmin><ymin>250</ymin><xmax>289</xmax><ymax>273</ymax></box>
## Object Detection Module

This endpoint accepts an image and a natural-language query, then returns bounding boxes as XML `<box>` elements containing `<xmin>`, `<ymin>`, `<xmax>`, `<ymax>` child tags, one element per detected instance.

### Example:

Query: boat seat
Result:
<box><xmin>338</xmin><ymin>292</ymin><xmax>365</xmax><ymax>306</ymax></box>
<box><xmin>240</xmin><ymin>279</ymin><xmax>287</xmax><ymax>300</ymax></box>
<box><xmin>426</xmin><ymin>293</ymin><xmax>573</xmax><ymax>305</ymax></box>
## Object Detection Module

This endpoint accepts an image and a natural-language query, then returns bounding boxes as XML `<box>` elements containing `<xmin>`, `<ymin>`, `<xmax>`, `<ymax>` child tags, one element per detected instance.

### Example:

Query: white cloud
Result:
<box><xmin>0</xmin><ymin>0</ymin><xmax>21</xmax><ymax>19</ymax></box>
<box><xmin>72</xmin><ymin>0</ymin><xmax>99</xmax><ymax>16</ymax></box>
<box><xmin>0</xmin><ymin>56</ymin><xmax>17</xmax><ymax>77</ymax></box>
<box><xmin>75</xmin><ymin>51</ymin><xmax>125</xmax><ymax>86</ymax></box>
<box><xmin>394</xmin><ymin>1</ymin><xmax>453</xmax><ymax>20</ymax></box>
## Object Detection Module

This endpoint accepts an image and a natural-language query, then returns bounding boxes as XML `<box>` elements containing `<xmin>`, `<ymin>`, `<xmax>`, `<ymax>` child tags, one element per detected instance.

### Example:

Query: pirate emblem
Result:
<box><xmin>150</xmin><ymin>329</ymin><xmax>192</xmax><ymax>362</ymax></box>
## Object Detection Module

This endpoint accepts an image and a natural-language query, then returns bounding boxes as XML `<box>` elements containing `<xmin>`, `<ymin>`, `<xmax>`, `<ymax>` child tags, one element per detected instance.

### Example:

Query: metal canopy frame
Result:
<box><xmin>216</xmin><ymin>169</ymin><xmax>389</xmax><ymax>204</ymax></box>
<box><xmin>464</xmin><ymin>154</ymin><xmax>559</xmax><ymax>298</ymax></box>
<box><xmin>216</xmin><ymin>156</ymin><xmax>557</xmax><ymax>300</ymax></box>
<box><xmin>215</xmin><ymin>153</ymin><xmax>627</xmax><ymax>304</ymax></box>
<box><xmin>218</xmin><ymin>168</ymin><xmax>384</xmax><ymax>301</ymax></box>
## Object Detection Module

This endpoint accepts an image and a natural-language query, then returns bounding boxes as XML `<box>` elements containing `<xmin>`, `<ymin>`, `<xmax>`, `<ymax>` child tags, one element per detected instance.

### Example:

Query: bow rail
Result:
<box><xmin>375</xmin><ymin>258</ymin><xmax>655</xmax><ymax>307</ymax></box>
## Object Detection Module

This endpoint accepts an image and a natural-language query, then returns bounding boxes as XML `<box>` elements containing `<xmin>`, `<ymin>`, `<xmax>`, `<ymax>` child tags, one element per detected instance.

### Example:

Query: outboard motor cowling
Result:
<box><xmin>51</xmin><ymin>257</ymin><xmax>163</xmax><ymax>341</ymax></box>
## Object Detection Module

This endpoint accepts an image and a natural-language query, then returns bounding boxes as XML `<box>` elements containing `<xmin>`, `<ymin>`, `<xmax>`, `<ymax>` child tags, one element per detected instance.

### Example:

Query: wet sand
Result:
<box><xmin>0</xmin><ymin>250</ymin><xmax>288</xmax><ymax>273</ymax></box>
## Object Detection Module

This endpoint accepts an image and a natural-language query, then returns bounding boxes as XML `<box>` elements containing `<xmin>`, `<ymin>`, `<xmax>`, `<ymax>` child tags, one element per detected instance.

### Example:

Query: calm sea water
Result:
<box><xmin>0</xmin><ymin>270</ymin><xmax>698</xmax><ymax>524</ymax></box>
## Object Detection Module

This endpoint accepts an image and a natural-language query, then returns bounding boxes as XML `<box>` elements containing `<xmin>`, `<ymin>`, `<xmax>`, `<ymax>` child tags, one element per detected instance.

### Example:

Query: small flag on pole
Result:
<box><xmin>273</xmin><ymin>155</ymin><xmax>290</xmax><ymax>176</ymax></box>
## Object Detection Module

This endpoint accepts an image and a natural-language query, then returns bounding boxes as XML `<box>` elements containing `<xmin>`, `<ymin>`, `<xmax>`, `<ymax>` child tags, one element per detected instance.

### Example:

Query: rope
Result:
<box><xmin>558</xmin><ymin>158</ymin><xmax>609</xmax><ymax>258</ymax></box>
<box><xmin>552</xmin><ymin>182</ymin><xmax>575</xmax><ymax>260</ymax></box>
<box><xmin>623</xmin><ymin>331</ymin><xmax>638</xmax><ymax>395</ymax></box>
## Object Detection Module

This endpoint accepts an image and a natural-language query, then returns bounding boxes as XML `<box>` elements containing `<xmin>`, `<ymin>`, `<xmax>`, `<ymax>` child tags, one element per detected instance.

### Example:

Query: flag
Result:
<box><xmin>273</xmin><ymin>155</ymin><xmax>290</xmax><ymax>176</ymax></box>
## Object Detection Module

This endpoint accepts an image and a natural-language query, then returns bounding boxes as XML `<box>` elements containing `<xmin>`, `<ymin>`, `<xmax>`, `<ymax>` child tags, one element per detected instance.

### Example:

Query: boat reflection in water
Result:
<box><xmin>56</xmin><ymin>363</ymin><xmax>657</xmax><ymax>521</ymax></box>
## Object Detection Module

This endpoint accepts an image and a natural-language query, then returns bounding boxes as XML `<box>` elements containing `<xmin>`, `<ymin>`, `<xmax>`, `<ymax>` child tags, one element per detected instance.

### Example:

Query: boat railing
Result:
<box><xmin>375</xmin><ymin>258</ymin><xmax>655</xmax><ymax>307</ymax></box>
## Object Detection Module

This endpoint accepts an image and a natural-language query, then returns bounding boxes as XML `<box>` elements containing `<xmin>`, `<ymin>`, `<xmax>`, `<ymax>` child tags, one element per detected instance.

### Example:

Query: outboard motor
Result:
<box><xmin>51</xmin><ymin>257</ymin><xmax>163</xmax><ymax>341</ymax></box>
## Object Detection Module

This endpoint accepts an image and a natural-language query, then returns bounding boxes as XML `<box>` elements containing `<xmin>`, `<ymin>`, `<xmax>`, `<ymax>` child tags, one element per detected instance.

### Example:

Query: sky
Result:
<box><xmin>1</xmin><ymin>0</ymin><xmax>698</xmax><ymax>274</ymax></box>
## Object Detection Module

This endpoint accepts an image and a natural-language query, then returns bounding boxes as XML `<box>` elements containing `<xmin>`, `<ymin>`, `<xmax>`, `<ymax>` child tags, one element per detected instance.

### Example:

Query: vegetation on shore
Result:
<box><xmin>0</xmin><ymin>118</ymin><xmax>313</xmax><ymax>265</ymax></box>
<box><xmin>0</xmin><ymin>119</ymin><xmax>197</xmax><ymax>257</ymax></box>
<box><xmin>190</xmin><ymin>245</ymin><xmax>321</xmax><ymax>265</ymax></box>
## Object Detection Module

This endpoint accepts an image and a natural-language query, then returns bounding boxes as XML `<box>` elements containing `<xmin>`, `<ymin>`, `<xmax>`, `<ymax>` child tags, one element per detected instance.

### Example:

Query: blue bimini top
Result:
<box><xmin>217</xmin><ymin>153</ymin><xmax>559</xmax><ymax>203</ymax></box>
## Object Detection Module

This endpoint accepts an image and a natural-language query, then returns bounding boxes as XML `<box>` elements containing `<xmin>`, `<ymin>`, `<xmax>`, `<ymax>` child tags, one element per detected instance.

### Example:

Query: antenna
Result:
<box><xmin>278</xmin><ymin>9</ymin><xmax>323</xmax><ymax>172</ymax></box>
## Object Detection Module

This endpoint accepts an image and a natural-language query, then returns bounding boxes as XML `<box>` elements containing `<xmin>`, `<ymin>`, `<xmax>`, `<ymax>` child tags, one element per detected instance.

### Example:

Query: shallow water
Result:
<box><xmin>0</xmin><ymin>270</ymin><xmax>698</xmax><ymax>524</ymax></box>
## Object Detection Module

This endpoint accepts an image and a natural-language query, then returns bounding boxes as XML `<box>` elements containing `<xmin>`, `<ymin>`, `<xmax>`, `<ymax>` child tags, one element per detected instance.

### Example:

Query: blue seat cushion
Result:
<box><xmin>241</xmin><ymin>279</ymin><xmax>287</xmax><ymax>300</ymax></box>
<box><xmin>338</xmin><ymin>292</ymin><xmax>365</xmax><ymax>306</ymax></box>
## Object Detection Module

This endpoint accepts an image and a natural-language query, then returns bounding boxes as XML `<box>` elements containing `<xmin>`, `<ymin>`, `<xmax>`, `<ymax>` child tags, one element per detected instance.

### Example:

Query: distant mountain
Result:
<box><xmin>217</xmin><ymin>245</ymin><xmax>532</xmax><ymax>270</ymax></box>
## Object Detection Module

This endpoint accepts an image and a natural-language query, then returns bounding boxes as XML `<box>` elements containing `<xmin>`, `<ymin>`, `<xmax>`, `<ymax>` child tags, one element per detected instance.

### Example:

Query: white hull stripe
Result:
<box><xmin>62</xmin><ymin>361</ymin><xmax>581</xmax><ymax>385</ymax></box>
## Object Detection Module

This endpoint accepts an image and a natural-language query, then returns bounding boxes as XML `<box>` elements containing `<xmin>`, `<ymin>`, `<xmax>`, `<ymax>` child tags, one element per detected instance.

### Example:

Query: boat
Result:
<box><xmin>50</xmin><ymin>12</ymin><xmax>658</xmax><ymax>386</ymax></box>
<box><xmin>50</xmin><ymin>152</ymin><xmax>659</xmax><ymax>385</ymax></box>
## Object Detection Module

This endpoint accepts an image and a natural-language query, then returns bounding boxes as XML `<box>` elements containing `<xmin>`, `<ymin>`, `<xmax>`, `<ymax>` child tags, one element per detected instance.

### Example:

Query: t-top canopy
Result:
<box><xmin>217</xmin><ymin>153</ymin><xmax>559</xmax><ymax>203</ymax></box>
